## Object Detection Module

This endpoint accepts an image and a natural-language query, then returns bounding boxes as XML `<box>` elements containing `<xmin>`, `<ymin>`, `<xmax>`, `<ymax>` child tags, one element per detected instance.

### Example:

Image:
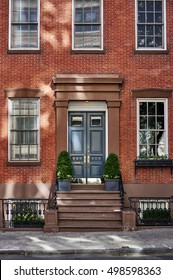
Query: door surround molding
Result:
<box><xmin>52</xmin><ymin>74</ymin><xmax>123</xmax><ymax>157</ymax></box>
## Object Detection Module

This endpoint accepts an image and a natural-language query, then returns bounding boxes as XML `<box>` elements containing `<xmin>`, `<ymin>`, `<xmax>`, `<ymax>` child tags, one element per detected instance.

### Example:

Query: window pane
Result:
<box><xmin>21</xmin><ymin>145</ymin><xmax>29</xmax><ymax>159</ymax></box>
<box><xmin>29</xmin><ymin>145</ymin><xmax>38</xmax><ymax>159</ymax></box>
<box><xmin>157</xmin><ymin>116</ymin><xmax>164</xmax><ymax>129</ymax></box>
<box><xmin>148</xmin><ymin>116</ymin><xmax>156</xmax><ymax>129</ymax></box>
<box><xmin>11</xmin><ymin>145</ymin><xmax>20</xmax><ymax>160</ymax></box>
<box><xmin>148</xmin><ymin>102</ymin><xmax>155</xmax><ymax>115</ymax></box>
<box><xmin>155</xmin><ymin>25</ymin><xmax>162</xmax><ymax>36</ymax></box>
<box><xmin>147</xmin><ymin>25</ymin><xmax>154</xmax><ymax>35</ymax></box>
<box><xmin>138</xmin><ymin>1</ymin><xmax>145</xmax><ymax>11</ymax></box>
<box><xmin>21</xmin><ymin>131</ymin><xmax>29</xmax><ymax>144</ymax></box>
<box><xmin>155</xmin><ymin>1</ymin><xmax>162</xmax><ymax>11</ymax></box>
<box><xmin>138</xmin><ymin>13</ymin><xmax>145</xmax><ymax>23</ymax></box>
<box><xmin>147</xmin><ymin>12</ymin><xmax>154</xmax><ymax>23</ymax></box>
<box><xmin>157</xmin><ymin>102</ymin><xmax>164</xmax><ymax>115</ymax></box>
<box><xmin>140</xmin><ymin>102</ymin><xmax>147</xmax><ymax>115</ymax></box>
<box><xmin>139</xmin><ymin>131</ymin><xmax>147</xmax><ymax>144</ymax></box>
<box><xmin>148</xmin><ymin>131</ymin><xmax>156</xmax><ymax>144</ymax></box>
<box><xmin>11</xmin><ymin>131</ymin><xmax>20</xmax><ymax>144</ymax></box>
<box><xmin>140</xmin><ymin>116</ymin><xmax>147</xmax><ymax>129</ymax></box>
<box><xmin>139</xmin><ymin>145</ymin><xmax>147</xmax><ymax>156</ymax></box>
<box><xmin>138</xmin><ymin>25</ymin><xmax>145</xmax><ymax>35</ymax></box>
<box><xmin>155</xmin><ymin>12</ymin><xmax>162</xmax><ymax>23</ymax></box>
<box><xmin>155</xmin><ymin>36</ymin><xmax>162</xmax><ymax>47</ymax></box>
<box><xmin>29</xmin><ymin>131</ymin><xmax>37</xmax><ymax>144</ymax></box>
<box><xmin>147</xmin><ymin>1</ymin><xmax>154</xmax><ymax>11</ymax></box>
<box><xmin>138</xmin><ymin>36</ymin><xmax>145</xmax><ymax>47</ymax></box>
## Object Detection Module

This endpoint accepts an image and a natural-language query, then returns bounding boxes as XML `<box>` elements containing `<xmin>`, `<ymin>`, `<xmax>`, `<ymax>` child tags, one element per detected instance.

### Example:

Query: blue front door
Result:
<box><xmin>68</xmin><ymin>112</ymin><xmax>105</xmax><ymax>183</ymax></box>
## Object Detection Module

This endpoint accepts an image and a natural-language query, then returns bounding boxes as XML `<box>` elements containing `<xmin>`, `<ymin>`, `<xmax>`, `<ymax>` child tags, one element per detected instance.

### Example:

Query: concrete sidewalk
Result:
<box><xmin>0</xmin><ymin>228</ymin><xmax>173</xmax><ymax>257</ymax></box>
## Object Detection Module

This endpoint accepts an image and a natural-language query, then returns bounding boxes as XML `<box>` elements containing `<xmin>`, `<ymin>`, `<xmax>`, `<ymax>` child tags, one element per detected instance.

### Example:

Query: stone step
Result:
<box><xmin>57</xmin><ymin>198</ymin><xmax>121</xmax><ymax>205</ymax></box>
<box><xmin>59</xmin><ymin>211</ymin><xmax>122</xmax><ymax>219</ymax></box>
<box><xmin>58</xmin><ymin>205</ymin><xmax>121</xmax><ymax>211</ymax></box>
<box><xmin>71</xmin><ymin>184</ymin><xmax>105</xmax><ymax>191</ymax></box>
<box><xmin>59</xmin><ymin>219</ymin><xmax>122</xmax><ymax>226</ymax></box>
<box><xmin>57</xmin><ymin>191</ymin><xmax>120</xmax><ymax>199</ymax></box>
<box><xmin>58</xmin><ymin>224</ymin><xmax>122</xmax><ymax>232</ymax></box>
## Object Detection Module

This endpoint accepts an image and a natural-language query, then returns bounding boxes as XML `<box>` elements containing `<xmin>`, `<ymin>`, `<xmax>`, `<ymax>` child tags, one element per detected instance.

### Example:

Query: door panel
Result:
<box><xmin>68</xmin><ymin>112</ymin><xmax>105</xmax><ymax>182</ymax></box>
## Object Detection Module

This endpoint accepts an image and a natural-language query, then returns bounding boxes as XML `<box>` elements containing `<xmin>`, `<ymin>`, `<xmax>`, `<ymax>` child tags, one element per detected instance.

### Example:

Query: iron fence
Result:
<box><xmin>0</xmin><ymin>198</ymin><xmax>50</xmax><ymax>228</ymax></box>
<box><xmin>129</xmin><ymin>197</ymin><xmax>173</xmax><ymax>226</ymax></box>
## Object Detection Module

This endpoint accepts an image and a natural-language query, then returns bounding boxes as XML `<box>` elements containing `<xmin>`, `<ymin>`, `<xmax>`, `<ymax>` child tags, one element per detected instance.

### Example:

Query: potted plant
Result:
<box><xmin>56</xmin><ymin>151</ymin><xmax>73</xmax><ymax>191</ymax></box>
<box><xmin>103</xmin><ymin>153</ymin><xmax>121</xmax><ymax>191</ymax></box>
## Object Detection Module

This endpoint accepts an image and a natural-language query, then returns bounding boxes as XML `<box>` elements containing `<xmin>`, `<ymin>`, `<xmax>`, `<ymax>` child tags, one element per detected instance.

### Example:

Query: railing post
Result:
<box><xmin>44</xmin><ymin>209</ymin><xmax>59</xmax><ymax>232</ymax></box>
<box><xmin>0</xmin><ymin>200</ymin><xmax>4</xmax><ymax>229</ymax></box>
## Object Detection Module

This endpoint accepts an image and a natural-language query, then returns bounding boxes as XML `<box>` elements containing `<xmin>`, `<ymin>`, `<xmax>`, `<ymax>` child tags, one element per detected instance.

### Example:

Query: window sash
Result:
<box><xmin>73</xmin><ymin>0</ymin><xmax>103</xmax><ymax>49</ymax></box>
<box><xmin>9</xmin><ymin>98</ymin><xmax>40</xmax><ymax>161</ymax></box>
<box><xmin>9</xmin><ymin>0</ymin><xmax>40</xmax><ymax>49</ymax></box>
<box><xmin>137</xmin><ymin>99</ymin><xmax>168</xmax><ymax>158</ymax></box>
<box><xmin>136</xmin><ymin>0</ymin><xmax>166</xmax><ymax>49</ymax></box>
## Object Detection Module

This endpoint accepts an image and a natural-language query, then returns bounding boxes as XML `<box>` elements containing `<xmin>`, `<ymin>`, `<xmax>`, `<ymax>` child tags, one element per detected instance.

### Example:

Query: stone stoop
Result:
<box><xmin>56</xmin><ymin>184</ymin><xmax>123</xmax><ymax>232</ymax></box>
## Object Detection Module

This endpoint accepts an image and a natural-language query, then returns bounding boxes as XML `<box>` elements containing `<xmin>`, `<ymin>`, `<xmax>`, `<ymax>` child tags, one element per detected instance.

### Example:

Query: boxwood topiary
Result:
<box><xmin>103</xmin><ymin>153</ymin><xmax>120</xmax><ymax>179</ymax></box>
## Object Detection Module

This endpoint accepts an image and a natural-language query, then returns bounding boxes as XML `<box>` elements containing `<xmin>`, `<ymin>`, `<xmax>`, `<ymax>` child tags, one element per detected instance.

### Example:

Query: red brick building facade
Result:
<box><xmin>0</xmin><ymin>0</ymin><xmax>173</xmax><ymax>207</ymax></box>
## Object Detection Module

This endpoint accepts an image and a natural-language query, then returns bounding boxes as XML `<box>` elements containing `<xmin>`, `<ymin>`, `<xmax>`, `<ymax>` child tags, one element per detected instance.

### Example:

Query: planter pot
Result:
<box><xmin>58</xmin><ymin>179</ymin><xmax>71</xmax><ymax>191</ymax></box>
<box><xmin>135</xmin><ymin>159</ymin><xmax>172</xmax><ymax>167</ymax></box>
<box><xmin>104</xmin><ymin>179</ymin><xmax>120</xmax><ymax>191</ymax></box>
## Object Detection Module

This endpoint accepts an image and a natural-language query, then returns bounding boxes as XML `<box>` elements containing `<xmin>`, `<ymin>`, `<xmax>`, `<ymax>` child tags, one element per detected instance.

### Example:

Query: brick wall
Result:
<box><xmin>0</xmin><ymin>1</ymin><xmax>173</xmax><ymax>194</ymax></box>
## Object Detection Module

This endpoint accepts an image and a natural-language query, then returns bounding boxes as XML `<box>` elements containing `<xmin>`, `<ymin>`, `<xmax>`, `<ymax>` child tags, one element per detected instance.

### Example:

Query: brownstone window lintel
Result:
<box><xmin>132</xmin><ymin>88</ymin><xmax>173</xmax><ymax>98</ymax></box>
<box><xmin>4</xmin><ymin>88</ymin><xmax>45</xmax><ymax>98</ymax></box>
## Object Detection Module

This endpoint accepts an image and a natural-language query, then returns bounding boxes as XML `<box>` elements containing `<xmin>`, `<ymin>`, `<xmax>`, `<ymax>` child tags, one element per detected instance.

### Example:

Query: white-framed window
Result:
<box><xmin>136</xmin><ymin>0</ymin><xmax>166</xmax><ymax>50</ymax></box>
<box><xmin>8</xmin><ymin>98</ymin><xmax>40</xmax><ymax>161</ymax></box>
<box><xmin>137</xmin><ymin>99</ymin><xmax>168</xmax><ymax>158</ymax></box>
<box><xmin>72</xmin><ymin>0</ymin><xmax>103</xmax><ymax>50</ymax></box>
<box><xmin>9</xmin><ymin>0</ymin><xmax>40</xmax><ymax>50</ymax></box>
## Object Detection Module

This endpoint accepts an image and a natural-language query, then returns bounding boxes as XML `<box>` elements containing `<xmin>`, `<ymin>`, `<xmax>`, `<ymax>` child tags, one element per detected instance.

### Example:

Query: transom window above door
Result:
<box><xmin>73</xmin><ymin>0</ymin><xmax>103</xmax><ymax>50</ymax></box>
<box><xmin>9</xmin><ymin>0</ymin><xmax>40</xmax><ymax>50</ymax></box>
<box><xmin>136</xmin><ymin>0</ymin><xmax>166</xmax><ymax>50</ymax></box>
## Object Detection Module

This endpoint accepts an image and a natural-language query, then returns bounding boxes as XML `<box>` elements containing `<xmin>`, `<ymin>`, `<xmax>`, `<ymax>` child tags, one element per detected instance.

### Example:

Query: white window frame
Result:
<box><xmin>72</xmin><ymin>0</ymin><xmax>103</xmax><ymax>50</ymax></box>
<box><xmin>135</xmin><ymin>0</ymin><xmax>167</xmax><ymax>50</ymax></box>
<box><xmin>137</xmin><ymin>98</ymin><xmax>168</xmax><ymax>158</ymax></box>
<box><xmin>9</xmin><ymin>0</ymin><xmax>40</xmax><ymax>50</ymax></box>
<box><xmin>8</xmin><ymin>98</ymin><xmax>40</xmax><ymax>162</ymax></box>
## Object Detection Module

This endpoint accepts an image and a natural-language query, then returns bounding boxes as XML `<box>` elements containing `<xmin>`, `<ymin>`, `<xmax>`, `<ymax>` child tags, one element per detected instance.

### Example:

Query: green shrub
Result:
<box><xmin>103</xmin><ymin>153</ymin><xmax>120</xmax><ymax>179</ymax></box>
<box><xmin>56</xmin><ymin>151</ymin><xmax>73</xmax><ymax>180</ymax></box>
<box><xmin>14</xmin><ymin>207</ymin><xmax>44</xmax><ymax>226</ymax></box>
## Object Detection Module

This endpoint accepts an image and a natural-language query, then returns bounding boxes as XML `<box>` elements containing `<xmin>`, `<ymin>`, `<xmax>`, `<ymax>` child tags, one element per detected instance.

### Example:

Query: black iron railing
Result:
<box><xmin>119</xmin><ymin>173</ymin><xmax>125</xmax><ymax>209</ymax></box>
<box><xmin>0</xmin><ymin>199</ymin><xmax>50</xmax><ymax>228</ymax></box>
<box><xmin>129</xmin><ymin>197</ymin><xmax>173</xmax><ymax>226</ymax></box>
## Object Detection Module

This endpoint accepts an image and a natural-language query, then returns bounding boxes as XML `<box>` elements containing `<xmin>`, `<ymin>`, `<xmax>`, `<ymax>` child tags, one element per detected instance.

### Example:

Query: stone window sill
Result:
<box><xmin>71</xmin><ymin>49</ymin><xmax>105</xmax><ymax>54</ymax></box>
<box><xmin>7</xmin><ymin>161</ymin><xmax>41</xmax><ymax>166</ymax></box>
<box><xmin>7</xmin><ymin>50</ymin><xmax>41</xmax><ymax>54</ymax></box>
<box><xmin>134</xmin><ymin>49</ymin><xmax>169</xmax><ymax>55</ymax></box>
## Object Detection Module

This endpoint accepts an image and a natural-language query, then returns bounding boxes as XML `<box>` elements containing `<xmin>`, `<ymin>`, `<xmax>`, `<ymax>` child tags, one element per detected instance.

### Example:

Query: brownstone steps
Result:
<box><xmin>56</xmin><ymin>184</ymin><xmax>123</xmax><ymax>232</ymax></box>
